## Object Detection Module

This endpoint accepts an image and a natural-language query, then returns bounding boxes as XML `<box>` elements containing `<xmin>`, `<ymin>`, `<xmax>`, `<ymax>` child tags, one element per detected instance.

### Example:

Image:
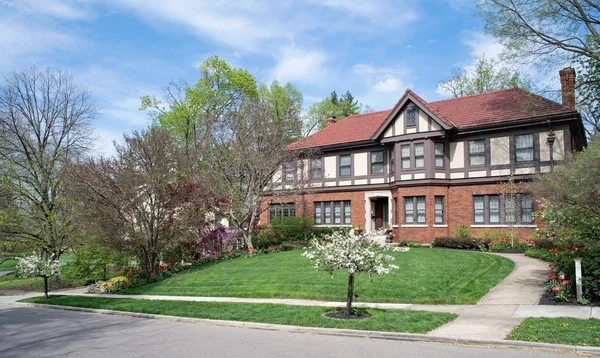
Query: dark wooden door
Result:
<box><xmin>374</xmin><ymin>198</ymin><xmax>386</xmax><ymax>229</ymax></box>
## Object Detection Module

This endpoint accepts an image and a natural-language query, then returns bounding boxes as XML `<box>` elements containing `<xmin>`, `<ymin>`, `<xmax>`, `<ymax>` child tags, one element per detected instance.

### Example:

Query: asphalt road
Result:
<box><xmin>0</xmin><ymin>304</ymin><xmax>581</xmax><ymax>358</ymax></box>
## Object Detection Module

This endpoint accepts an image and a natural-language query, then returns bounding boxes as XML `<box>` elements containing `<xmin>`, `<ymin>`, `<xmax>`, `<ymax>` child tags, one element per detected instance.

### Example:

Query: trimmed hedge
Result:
<box><xmin>431</xmin><ymin>237</ymin><xmax>479</xmax><ymax>250</ymax></box>
<box><xmin>254</xmin><ymin>217</ymin><xmax>351</xmax><ymax>249</ymax></box>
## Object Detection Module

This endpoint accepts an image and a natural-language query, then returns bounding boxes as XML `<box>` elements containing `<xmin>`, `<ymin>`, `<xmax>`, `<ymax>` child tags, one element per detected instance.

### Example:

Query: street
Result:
<box><xmin>0</xmin><ymin>304</ymin><xmax>580</xmax><ymax>358</ymax></box>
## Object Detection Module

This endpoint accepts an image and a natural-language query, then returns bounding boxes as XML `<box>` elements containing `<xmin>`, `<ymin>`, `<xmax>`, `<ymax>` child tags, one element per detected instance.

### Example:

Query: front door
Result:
<box><xmin>372</xmin><ymin>198</ymin><xmax>388</xmax><ymax>230</ymax></box>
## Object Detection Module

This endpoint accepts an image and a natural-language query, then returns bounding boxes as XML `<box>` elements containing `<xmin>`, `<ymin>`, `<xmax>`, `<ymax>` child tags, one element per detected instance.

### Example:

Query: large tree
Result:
<box><xmin>304</xmin><ymin>90</ymin><xmax>369</xmax><ymax>135</ymax></box>
<box><xmin>0</xmin><ymin>67</ymin><xmax>96</xmax><ymax>259</ymax></box>
<box><xmin>478</xmin><ymin>0</ymin><xmax>600</xmax><ymax>135</ymax></box>
<box><xmin>258</xmin><ymin>80</ymin><xmax>304</xmax><ymax>142</ymax></box>
<box><xmin>206</xmin><ymin>100</ymin><xmax>310</xmax><ymax>249</ymax></box>
<box><xmin>66</xmin><ymin>130</ymin><xmax>213</xmax><ymax>273</ymax></box>
<box><xmin>439</xmin><ymin>56</ymin><xmax>532</xmax><ymax>98</ymax></box>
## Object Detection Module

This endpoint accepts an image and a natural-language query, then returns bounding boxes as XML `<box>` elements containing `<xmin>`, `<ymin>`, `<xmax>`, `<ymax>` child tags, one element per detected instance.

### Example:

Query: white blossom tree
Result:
<box><xmin>16</xmin><ymin>253</ymin><xmax>63</xmax><ymax>299</ymax></box>
<box><xmin>303</xmin><ymin>229</ymin><xmax>408</xmax><ymax>316</ymax></box>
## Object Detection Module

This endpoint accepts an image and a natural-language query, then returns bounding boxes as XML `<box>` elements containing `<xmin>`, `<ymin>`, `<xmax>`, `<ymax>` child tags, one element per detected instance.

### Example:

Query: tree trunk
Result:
<box><xmin>44</xmin><ymin>277</ymin><xmax>49</xmax><ymax>299</ymax></box>
<box><xmin>345</xmin><ymin>273</ymin><xmax>354</xmax><ymax>316</ymax></box>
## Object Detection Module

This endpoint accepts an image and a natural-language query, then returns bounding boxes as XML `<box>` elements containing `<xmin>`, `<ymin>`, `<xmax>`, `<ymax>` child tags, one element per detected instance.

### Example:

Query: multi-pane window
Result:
<box><xmin>472</xmin><ymin>195</ymin><xmax>535</xmax><ymax>225</ymax></box>
<box><xmin>339</xmin><ymin>155</ymin><xmax>351</xmax><ymax>177</ymax></box>
<box><xmin>283</xmin><ymin>162</ymin><xmax>295</xmax><ymax>181</ymax></box>
<box><xmin>401</xmin><ymin>145</ymin><xmax>411</xmax><ymax>169</ymax></box>
<box><xmin>435</xmin><ymin>142</ymin><xmax>445</xmax><ymax>168</ymax></box>
<box><xmin>406</xmin><ymin>108</ymin><xmax>417</xmax><ymax>126</ymax></box>
<box><xmin>311</xmin><ymin>158</ymin><xmax>322</xmax><ymax>179</ymax></box>
<box><xmin>314</xmin><ymin>201</ymin><xmax>351</xmax><ymax>226</ymax></box>
<box><xmin>469</xmin><ymin>139</ymin><xmax>485</xmax><ymax>166</ymax></box>
<box><xmin>515</xmin><ymin>134</ymin><xmax>534</xmax><ymax>162</ymax></box>
<box><xmin>269</xmin><ymin>203</ymin><xmax>296</xmax><ymax>221</ymax></box>
<box><xmin>434</xmin><ymin>196</ymin><xmax>445</xmax><ymax>224</ymax></box>
<box><xmin>404</xmin><ymin>196</ymin><xmax>426</xmax><ymax>224</ymax></box>
<box><xmin>389</xmin><ymin>149</ymin><xmax>395</xmax><ymax>173</ymax></box>
<box><xmin>371</xmin><ymin>151</ymin><xmax>384</xmax><ymax>174</ymax></box>
<box><xmin>473</xmin><ymin>196</ymin><xmax>485</xmax><ymax>224</ymax></box>
<box><xmin>489</xmin><ymin>195</ymin><xmax>500</xmax><ymax>224</ymax></box>
<box><xmin>414</xmin><ymin>143</ymin><xmax>424</xmax><ymax>168</ymax></box>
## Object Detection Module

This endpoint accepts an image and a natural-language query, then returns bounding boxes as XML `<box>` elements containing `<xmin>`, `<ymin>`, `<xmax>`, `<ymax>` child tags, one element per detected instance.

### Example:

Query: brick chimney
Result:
<box><xmin>325</xmin><ymin>116</ymin><xmax>337</xmax><ymax>128</ymax></box>
<box><xmin>559</xmin><ymin>67</ymin><xmax>576</xmax><ymax>110</ymax></box>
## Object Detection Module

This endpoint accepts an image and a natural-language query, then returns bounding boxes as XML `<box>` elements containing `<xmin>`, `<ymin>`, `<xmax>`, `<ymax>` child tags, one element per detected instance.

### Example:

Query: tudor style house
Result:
<box><xmin>260</xmin><ymin>68</ymin><xmax>586</xmax><ymax>243</ymax></box>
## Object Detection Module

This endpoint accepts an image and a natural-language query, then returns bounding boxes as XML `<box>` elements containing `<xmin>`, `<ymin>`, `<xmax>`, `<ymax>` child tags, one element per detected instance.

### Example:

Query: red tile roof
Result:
<box><xmin>288</xmin><ymin>88</ymin><xmax>575</xmax><ymax>150</ymax></box>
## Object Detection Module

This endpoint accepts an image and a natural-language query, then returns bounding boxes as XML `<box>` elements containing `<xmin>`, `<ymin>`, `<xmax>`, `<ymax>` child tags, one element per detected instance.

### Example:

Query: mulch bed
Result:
<box><xmin>323</xmin><ymin>311</ymin><xmax>371</xmax><ymax>320</ymax></box>
<box><xmin>539</xmin><ymin>290</ymin><xmax>599</xmax><ymax>306</ymax></box>
<box><xmin>495</xmin><ymin>248</ymin><xmax>525</xmax><ymax>254</ymax></box>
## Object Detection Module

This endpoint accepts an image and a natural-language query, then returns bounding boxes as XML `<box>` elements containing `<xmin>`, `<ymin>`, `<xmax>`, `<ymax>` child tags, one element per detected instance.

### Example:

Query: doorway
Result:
<box><xmin>371</xmin><ymin>197</ymin><xmax>389</xmax><ymax>230</ymax></box>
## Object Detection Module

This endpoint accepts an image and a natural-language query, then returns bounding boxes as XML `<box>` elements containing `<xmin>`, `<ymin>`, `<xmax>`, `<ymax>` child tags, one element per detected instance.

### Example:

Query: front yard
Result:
<box><xmin>507</xmin><ymin>317</ymin><xmax>600</xmax><ymax>347</ymax></box>
<box><xmin>124</xmin><ymin>248</ymin><xmax>514</xmax><ymax>304</ymax></box>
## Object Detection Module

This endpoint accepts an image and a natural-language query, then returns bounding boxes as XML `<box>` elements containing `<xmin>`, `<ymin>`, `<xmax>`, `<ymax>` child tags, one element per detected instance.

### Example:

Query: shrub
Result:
<box><xmin>479</xmin><ymin>228</ymin><xmax>511</xmax><ymax>242</ymax></box>
<box><xmin>551</xmin><ymin>247</ymin><xmax>600</xmax><ymax>302</ymax></box>
<box><xmin>398</xmin><ymin>240</ymin><xmax>422</xmax><ymax>248</ymax></box>
<box><xmin>62</xmin><ymin>249</ymin><xmax>126</xmax><ymax>285</ymax></box>
<box><xmin>432</xmin><ymin>237</ymin><xmax>478</xmax><ymax>250</ymax></box>
<box><xmin>453</xmin><ymin>222</ymin><xmax>471</xmax><ymax>239</ymax></box>
<box><xmin>254</xmin><ymin>218</ymin><xmax>349</xmax><ymax>248</ymax></box>
<box><xmin>525</xmin><ymin>248</ymin><xmax>556</xmax><ymax>262</ymax></box>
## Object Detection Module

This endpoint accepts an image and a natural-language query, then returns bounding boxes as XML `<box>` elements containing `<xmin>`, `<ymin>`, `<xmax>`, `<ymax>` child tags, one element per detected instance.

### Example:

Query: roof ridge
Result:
<box><xmin>430</xmin><ymin>87</ymin><xmax>523</xmax><ymax>104</ymax></box>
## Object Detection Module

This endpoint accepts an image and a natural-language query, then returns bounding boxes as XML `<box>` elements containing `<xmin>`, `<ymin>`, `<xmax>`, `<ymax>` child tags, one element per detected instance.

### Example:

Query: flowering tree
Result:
<box><xmin>302</xmin><ymin>229</ymin><xmax>408</xmax><ymax>316</ymax></box>
<box><xmin>16</xmin><ymin>254</ymin><xmax>63</xmax><ymax>299</ymax></box>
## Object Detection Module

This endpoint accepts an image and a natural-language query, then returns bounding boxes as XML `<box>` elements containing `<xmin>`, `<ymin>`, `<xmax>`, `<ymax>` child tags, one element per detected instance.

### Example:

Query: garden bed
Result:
<box><xmin>538</xmin><ymin>290</ymin><xmax>599</xmax><ymax>306</ymax></box>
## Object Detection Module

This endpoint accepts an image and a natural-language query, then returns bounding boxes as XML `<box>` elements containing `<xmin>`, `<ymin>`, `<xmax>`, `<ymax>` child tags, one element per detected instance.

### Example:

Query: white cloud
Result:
<box><xmin>270</xmin><ymin>46</ymin><xmax>328</xmax><ymax>85</ymax></box>
<box><xmin>463</xmin><ymin>32</ymin><xmax>504</xmax><ymax>61</ymax></box>
<box><xmin>374</xmin><ymin>78</ymin><xmax>403</xmax><ymax>93</ymax></box>
<box><xmin>2</xmin><ymin>0</ymin><xmax>93</xmax><ymax>20</ymax></box>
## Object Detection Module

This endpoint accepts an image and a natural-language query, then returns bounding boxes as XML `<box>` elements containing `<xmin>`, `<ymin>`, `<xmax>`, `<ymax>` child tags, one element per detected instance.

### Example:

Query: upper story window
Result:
<box><xmin>371</xmin><ymin>151</ymin><xmax>384</xmax><ymax>174</ymax></box>
<box><xmin>515</xmin><ymin>134</ymin><xmax>534</xmax><ymax>162</ymax></box>
<box><xmin>406</xmin><ymin>108</ymin><xmax>417</xmax><ymax>126</ymax></box>
<box><xmin>414</xmin><ymin>143</ymin><xmax>424</xmax><ymax>168</ymax></box>
<box><xmin>435</xmin><ymin>142</ymin><xmax>445</xmax><ymax>168</ymax></box>
<box><xmin>401</xmin><ymin>145</ymin><xmax>411</xmax><ymax>169</ymax></box>
<box><xmin>339</xmin><ymin>155</ymin><xmax>351</xmax><ymax>177</ymax></box>
<box><xmin>469</xmin><ymin>139</ymin><xmax>485</xmax><ymax>166</ymax></box>
<box><xmin>311</xmin><ymin>158</ymin><xmax>322</xmax><ymax>179</ymax></box>
<box><xmin>389</xmin><ymin>149</ymin><xmax>395</xmax><ymax>173</ymax></box>
<box><xmin>283</xmin><ymin>162</ymin><xmax>295</xmax><ymax>181</ymax></box>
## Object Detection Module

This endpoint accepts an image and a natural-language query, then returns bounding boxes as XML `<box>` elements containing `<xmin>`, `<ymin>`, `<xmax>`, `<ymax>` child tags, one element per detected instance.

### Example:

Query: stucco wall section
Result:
<box><xmin>394</xmin><ymin>111</ymin><xmax>404</xmax><ymax>135</ymax></box>
<box><xmin>418</xmin><ymin>109</ymin><xmax>429</xmax><ymax>132</ymax></box>
<box><xmin>450</xmin><ymin>141</ymin><xmax>464</xmax><ymax>169</ymax></box>
<box><xmin>354</xmin><ymin>152</ymin><xmax>368</xmax><ymax>176</ymax></box>
<box><xmin>490</xmin><ymin>136</ymin><xmax>510</xmax><ymax>165</ymax></box>
<box><xmin>324</xmin><ymin>156</ymin><xmax>337</xmax><ymax>179</ymax></box>
<box><xmin>540</xmin><ymin>129</ymin><xmax>565</xmax><ymax>161</ymax></box>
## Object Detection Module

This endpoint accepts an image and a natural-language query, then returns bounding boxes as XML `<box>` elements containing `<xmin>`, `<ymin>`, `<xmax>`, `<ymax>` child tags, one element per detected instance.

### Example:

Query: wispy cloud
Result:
<box><xmin>270</xmin><ymin>45</ymin><xmax>329</xmax><ymax>85</ymax></box>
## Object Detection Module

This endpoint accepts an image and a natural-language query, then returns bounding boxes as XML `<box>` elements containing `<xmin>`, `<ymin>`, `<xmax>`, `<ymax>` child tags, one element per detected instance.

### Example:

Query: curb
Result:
<box><xmin>17</xmin><ymin>302</ymin><xmax>600</xmax><ymax>355</ymax></box>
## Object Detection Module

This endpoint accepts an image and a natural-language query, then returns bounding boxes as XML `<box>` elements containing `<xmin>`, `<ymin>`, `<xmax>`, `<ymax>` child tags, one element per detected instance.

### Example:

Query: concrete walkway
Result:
<box><xmin>4</xmin><ymin>253</ymin><xmax>599</xmax><ymax>342</ymax></box>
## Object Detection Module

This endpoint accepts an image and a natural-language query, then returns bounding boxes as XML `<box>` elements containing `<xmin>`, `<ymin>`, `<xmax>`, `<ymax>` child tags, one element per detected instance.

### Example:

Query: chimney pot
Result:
<box><xmin>325</xmin><ymin>116</ymin><xmax>337</xmax><ymax>128</ymax></box>
<box><xmin>559</xmin><ymin>67</ymin><xmax>576</xmax><ymax>110</ymax></box>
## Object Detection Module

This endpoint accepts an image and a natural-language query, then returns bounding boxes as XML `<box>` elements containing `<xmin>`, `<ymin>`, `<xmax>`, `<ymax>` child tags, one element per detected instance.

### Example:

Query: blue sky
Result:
<box><xmin>1</xmin><ymin>0</ymin><xmax>548</xmax><ymax>155</ymax></box>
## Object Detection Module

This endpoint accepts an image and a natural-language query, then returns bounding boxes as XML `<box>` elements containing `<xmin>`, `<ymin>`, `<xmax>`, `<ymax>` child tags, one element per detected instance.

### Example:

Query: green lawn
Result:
<box><xmin>507</xmin><ymin>318</ymin><xmax>600</xmax><ymax>347</ymax></box>
<box><xmin>0</xmin><ymin>273</ymin><xmax>42</xmax><ymax>291</ymax></box>
<box><xmin>0</xmin><ymin>260</ymin><xmax>18</xmax><ymax>271</ymax></box>
<box><xmin>21</xmin><ymin>296</ymin><xmax>457</xmax><ymax>334</ymax></box>
<box><xmin>125</xmin><ymin>248</ymin><xmax>515</xmax><ymax>304</ymax></box>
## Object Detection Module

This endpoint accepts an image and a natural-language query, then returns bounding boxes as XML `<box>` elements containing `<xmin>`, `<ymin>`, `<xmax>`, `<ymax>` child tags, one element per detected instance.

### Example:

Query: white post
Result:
<box><xmin>574</xmin><ymin>257</ymin><xmax>582</xmax><ymax>301</ymax></box>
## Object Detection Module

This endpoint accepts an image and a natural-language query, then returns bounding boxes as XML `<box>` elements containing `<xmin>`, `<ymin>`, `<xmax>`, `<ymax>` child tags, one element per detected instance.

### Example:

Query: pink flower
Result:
<box><xmin>558</xmin><ymin>275</ymin><xmax>565</xmax><ymax>280</ymax></box>
<box><xmin>562</xmin><ymin>280</ymin><xmax>569</xmax><ymax>285</ymax></box>
<box><xmin>552</xmin><ymin>286</ymin><xmax>562</xmax><ymax>291</ymax></box>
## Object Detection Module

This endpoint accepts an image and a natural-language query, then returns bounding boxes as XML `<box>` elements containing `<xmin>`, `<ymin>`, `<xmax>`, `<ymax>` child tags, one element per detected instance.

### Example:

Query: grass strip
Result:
<box><xmin>123</xmin><ymin>249</ymin><xmax>514</xmax><ymax>304</ymax></box>
<box><xmin>21</xmin><ymin>295</ymin><xmax>457</xmax><ymax>334</ymax></box>
<box><xmin>507</xmin><ymin>317</ymin><xmax>600</xmax><ymax>347</ymax></box>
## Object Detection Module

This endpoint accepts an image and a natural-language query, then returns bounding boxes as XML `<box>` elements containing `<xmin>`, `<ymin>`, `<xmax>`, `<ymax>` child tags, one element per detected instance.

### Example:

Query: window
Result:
<box><xmin>401</xmin><ymin>145</ymin><xmax>411</xmax><ymax>169</ymax></box>
<box><xmin>404</xmin><ymin>196</ymin><xmax>426</xmax><ymax>224</ymax></box>
<box><xmin>269</xmin><ymin>203</ymin><xmax>296</xmax><ymax>221</ymax></box>
<box><xmin>521</xmin><ymin>195</ymin><xmax>534</xmax><ymax>224</ymax></box>
<box><xmin>515</xmin><ymin>134</ymin><xmax>534</xmax><ymax>162</ymax></box>
<box><xmin>489</xmin><ymin>195</ymin><xmax>500</xmax><ymax>224</ymax></box>
<box><xmin>389</xmin><ymin>149</ymin><xmax>395</xmax><ymax>173</ymax></box>
<box><xmin>406</xmin><ymin>107</ymin><xmax>416</xmax><ymax>126</ymax></box>
<box><xmin>434</xmin><ymin>196</ymin><xmax>445</xmax><ymax>224</ymax></box>
<box><xmin>435</xmin><ymin>142</ymin><xmax>445</xmax><ymax>168</ymax></box>
<box><xmin>339</xmin><ymin>155</ymin><xmax>351</xmax><ymax>177</ymax></box>
<box><xmin>473</xmin><ymin>196</ymin><xmax>485</xmax><ymax>224</ymax></box>
<box><xmin>283</xmin><ymin>162</ymin><xmax>295</xmax><ymax>181</ymax></box>
<box><xmin>311</xmin><ymin>159</ymin><xmax>322</xmax><ymax>179</ymax></box>
<box><xmin>472</xmin><ymin>194</ymin><xmax>535</xmax><ymax>225</ymax></box>
<box><xmin>371</xmin><ymin>151</ymin><xmax>384</xmax><ymax>174</ymax></box>
<box><xmin>469</xmin><ymin>139</ymin><xmax>485</xmax><ymax>166</ymax></box>
<box><xmin>314</xmin><ymin>201</ymin><xmax>351</xmax><ymax>226</ymax></box>
<box><xmin>414</xmin><ymin>143</ymin><xmax>424</xmax><ymax>168</ymax></box>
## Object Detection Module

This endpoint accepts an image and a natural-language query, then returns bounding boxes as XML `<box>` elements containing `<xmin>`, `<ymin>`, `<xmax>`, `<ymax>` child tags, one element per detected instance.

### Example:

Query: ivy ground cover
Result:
<box><xmin>21</xmin><ymin>296</ymin><xmax>457</xmax><ymax>334</ymax></box>
<box><xmin>124</xmin><ymin>248</ymin><xmax>514</xmax><ymax>304</ymax></box>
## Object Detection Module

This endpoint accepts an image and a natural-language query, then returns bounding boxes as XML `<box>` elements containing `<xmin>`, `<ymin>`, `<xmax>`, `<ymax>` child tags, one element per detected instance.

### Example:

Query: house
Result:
<box><xmin>261</xmin><ymin>68</ymin><xmax>586</xmax><ymax>243</ymax></box>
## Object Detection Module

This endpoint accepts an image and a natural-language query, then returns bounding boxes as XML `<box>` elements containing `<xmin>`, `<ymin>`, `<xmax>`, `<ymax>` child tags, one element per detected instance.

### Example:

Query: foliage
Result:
<box><xmin>0</xmin><ymin>67</ymin><xmax>96</xmax><ymax>259</ymax></box>
<box><xmin>61</xmin><ymin>249</ymin><xmax>126</xmax><ymax>286</ymax></box>
<box><xmin>524</xmin><ymin>248</ymin><xmax>556</xmax><ymax>262</ymax></box>
<box><xmin>532</xmin><ymin>134</ymin><xmax>600</xmax><ymax>244</ymax></box>
<box><xmin>254</xmin><ymin>217</ymin><xmax>315</xmax><ymax>248</ymax></box>
<box><xmin>171</xmin><ymin>226</ymin><xmax>238</xmax><ymax>262</ymax></box>
<box><xmin>22</xmin><ymin>296</ymin><xmax>458</xmax><ymax>335</ymax></box>
<box><xmin>551</xmin><ymin>247</ymin><xmax>600</xmax><ymax>302</ymax></box>
<box><xmin>439</xmin><ymin>56</ymin><xmax>532</xmax><ymax>97</ymax></box>
<box><xmin>452</xmin><ymin>222</ymin><xmax>472</xmax><ymax>239</ymax></box>
<box><xmin>16</xmin><ymin>253</ymin><xmax>64</xmax><ymax>298</ymax></box>
<box><xmin>432</xmin><ymin>237</ymin><xmax>478</xmax><ymax>250</ymax></box>
<box><xmin>66</xmin><ymin>129</ymin><xmax>215</xmax><ymax>273</ymax></box>
<box><xmin>507</xmin><ymin>317</ymin><xmax>600</xmax><ymax>347</ymax></box>
<box><xmin>546</xmin><ymin>271</ymin><xmax>571</xmax><ymax>302</ymax></box>
<box><xmin>304</xmin><ymin>90</ymin><xmax>369</xmax><ymax>135</ymax></box>
<box><xmin>258</xmin><ymin>81</ymin><xmax>304</xmax><ymax>142</ymax></box>
<box><xmin>398</xmin><ymin>241</ymin><xmax>422</xmax><ymax>248</ymax></box>
<box><xmin>303</xmin><ymin>229</ymin><xmax>408</xmax><ymax>315</ymax></box>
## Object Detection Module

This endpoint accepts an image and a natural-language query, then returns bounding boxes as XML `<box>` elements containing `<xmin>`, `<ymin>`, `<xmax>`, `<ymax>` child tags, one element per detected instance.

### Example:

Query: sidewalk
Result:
<box><xmin>4</xmin><ymin>253</ymin><xmax>599</xmax><ymax>342</ymax></box>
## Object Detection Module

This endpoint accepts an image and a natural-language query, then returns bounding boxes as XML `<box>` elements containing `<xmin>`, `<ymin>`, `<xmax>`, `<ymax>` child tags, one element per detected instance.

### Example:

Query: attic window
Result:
<box><xmin>406</xmin><ymin>108</ymin><xmax>416</xmax><ymax>126</ymax></box>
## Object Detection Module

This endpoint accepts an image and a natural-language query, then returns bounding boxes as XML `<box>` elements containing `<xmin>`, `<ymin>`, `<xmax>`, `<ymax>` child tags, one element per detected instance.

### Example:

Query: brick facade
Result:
<box><xmin>262</xmin><ymin>182</ymin><xmax>540</xmax><ymax>244</ymax></box>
